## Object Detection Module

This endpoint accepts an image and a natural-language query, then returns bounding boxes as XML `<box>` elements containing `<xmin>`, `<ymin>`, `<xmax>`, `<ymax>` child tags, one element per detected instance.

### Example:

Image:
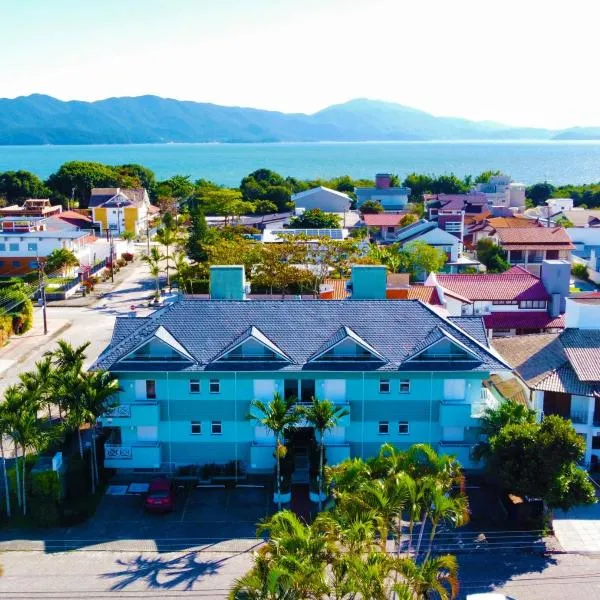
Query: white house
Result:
<box><xmin>474</xmin><ymin>175</ymin><xmax>526</xmax><ymax>210</ymax></box>
<box><xmin>292</xmin><ymin>187</ymin><xmax>352</xmax><ymax>213</ymax></box>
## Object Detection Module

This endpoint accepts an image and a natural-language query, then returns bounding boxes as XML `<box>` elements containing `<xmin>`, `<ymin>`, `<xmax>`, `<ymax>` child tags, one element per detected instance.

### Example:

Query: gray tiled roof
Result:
<box><xmin>493</xmin><ymin>332</ymin><xmax>600</xmax><ymax>396</ymax></box>
<box><xmin>448</xmin><ymin>317</ymin><xmax>488</xmax><ymax>347</ymax></box>
<box><xmin>93</xmin><ymin>299</ymin><xmax>508</xmax><ymax>373</ymax></box>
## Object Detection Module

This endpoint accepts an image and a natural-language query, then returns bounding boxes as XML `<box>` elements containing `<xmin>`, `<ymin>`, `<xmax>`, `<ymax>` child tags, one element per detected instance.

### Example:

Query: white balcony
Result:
<box><xmin>102</xmin><ymin>402</ymin><xmax>159</xmax><ymax>427</ymax></box>
<box><xmin>104</xmin><ymin>442</ymin><xmax>161</xmax><ymax>469</ymax></box>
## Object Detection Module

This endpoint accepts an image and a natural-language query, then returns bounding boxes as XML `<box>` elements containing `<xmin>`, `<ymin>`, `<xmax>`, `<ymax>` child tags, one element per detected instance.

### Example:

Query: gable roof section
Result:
<box><xmin>291</xmin><ymin>186</ymin><xmax>351</xmax><ymax>201</ymax></box>
<box><xmin>560</xmin><ymin>329</ymin><xmax>600</xmax><ymax>381</ymax></box>
<box><xmin>89</xmin><ymin>187</ymin><xmax>148</xmax><ymax>208</ymax></box>
<box><xmin>121</xmin><ymin>325</ymin><xmax>195</xmax><ymax>362</ymax></box>
<box><xmin>404</xmin><ymin>326</ymin><xmax>482</xmax><ymax>363</ymax></box>
<box><xmin>93</xmin><ymin>299</ymin><xmax>507</xmax><ymax>373</ymax></box>
<box><xmin>363</xmin><ymin>213</ymin><xmax>407</xmax><ymax>227</ymax></box>
<box><xmin>436</xmin><ymin>269</ymin><xmax>549</xmax><ymax>301</ymax></box>
<box><xmin>309</xmin><ymin>325</ymin><xmax>386</xmax><ymax>362</ymax></box>
<box><xmin>211</xmin><ymin>326</ymin><xmax>292</xmax><ymax>362</ymax></box>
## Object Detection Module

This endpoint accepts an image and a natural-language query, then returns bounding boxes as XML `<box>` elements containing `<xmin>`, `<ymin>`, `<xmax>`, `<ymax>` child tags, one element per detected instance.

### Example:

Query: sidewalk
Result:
<box><xmin>0</xmin><ymin>311</ymin><xmax>70</xmax><ymax>380</ymax></box>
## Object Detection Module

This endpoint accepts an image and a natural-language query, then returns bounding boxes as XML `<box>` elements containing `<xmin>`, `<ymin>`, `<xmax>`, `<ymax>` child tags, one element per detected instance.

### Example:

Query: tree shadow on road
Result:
<box><xmin>102</xmin><ymin>551</ymin><xmax>231</xmax><ymax>591</ymax></box>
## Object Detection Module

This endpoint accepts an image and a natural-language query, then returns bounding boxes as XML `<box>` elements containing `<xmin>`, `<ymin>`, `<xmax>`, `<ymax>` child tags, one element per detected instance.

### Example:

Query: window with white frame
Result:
<box><xmin>399</xmin><ymin>380</ymin><xmax>410</xmax><ymax>393</ymax></box>
<box><xmin>519</xmin><ymin>300</ymin><xmax>546</xmax><ymax>309</ymax></box>
<box><xmin>445</xmin><ymin>222</ymin><xmax>462</xmax><ymax>232</ymax></box>
<box><xmin>211</xmin><ymin>421</ymin><xmax>222</xmax><ymax>434</ymax></box>
<box><xmin>379</xmin><ymin>379</ymin><xmax>390</xmax><ymax>393</ymax></box>
<box><xmin>398</xmin><ymin>421</ymin><xmax>409</xmax><ymax>435</ymax></box>
<box><xmin>378</xmin><ymin>421</ymin><xmax>389</xmax><ymax>434</ymax></box>
<box><xmin>189</xmin><ymin>380</ymin><xmax>200</xmax><ymax>393</ymax></box>
<box><xmin>209</xmin><ymin>379</ymin><xmax>220</xmax><ymax>393</ymax></box>
<box><xmin>191</xmin><ymin>421</ymin><xmax>201</xmax><ymax>434</ymax></box>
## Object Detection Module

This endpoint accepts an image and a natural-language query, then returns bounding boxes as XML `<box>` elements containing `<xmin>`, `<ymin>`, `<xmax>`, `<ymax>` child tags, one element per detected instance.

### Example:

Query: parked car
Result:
<box><xmin>144</xmin><ymin>477</ymin><xmax>175</xmax><ymax>513</ymax></box>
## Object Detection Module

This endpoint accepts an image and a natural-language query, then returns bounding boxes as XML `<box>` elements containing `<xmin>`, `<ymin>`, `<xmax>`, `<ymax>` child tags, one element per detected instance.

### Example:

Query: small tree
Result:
<box><xmin>572</xmin><ymin>263</ymin><xmax>589</xmax><ymax>280</ymax></box>
<box><xmin>44</xmin><ymin>248</ymin><xmax>80</xmax><ymax>277</ymax></box>
<box><xmin>142</xmin><ymin>246</ymin><xmax>164</xmax><ymax>299</ymax></box>
<box><xmin>359</xmin><ymin>200</ymin><xmax>384</xmax><ymax>215</ymax></box>
<box><xmin>290</xmin><ymin>209</ymin><xmax>341</xmax><ymax>229</ymax></box>
<box><xmin>405</xmin><ymin>240</ymin><xmax>447</xmax><ymax>279</ymax></box>
<box><xmin>476</xmin><ymin>238</ymin><xmax>509</xmax><ymax>273</ymax></box>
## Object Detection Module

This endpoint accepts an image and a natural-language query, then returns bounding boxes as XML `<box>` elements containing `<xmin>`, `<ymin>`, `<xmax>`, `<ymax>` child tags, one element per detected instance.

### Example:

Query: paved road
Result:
<box><xmin>0</xmin><ymin>547</ymin><xmax>599</xmax><ymax>599</ymax></box>
<box><xmin>0</xmin><ymin>257</ymin><xmax>156</xmax><ymax>394</ymax></box>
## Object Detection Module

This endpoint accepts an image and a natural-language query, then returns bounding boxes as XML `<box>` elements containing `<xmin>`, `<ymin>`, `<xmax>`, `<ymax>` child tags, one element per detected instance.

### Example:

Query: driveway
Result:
<box><xmin>553</xmin><ymin>488</ymin><xmax>600</xmax><ymax>552</ymax></box>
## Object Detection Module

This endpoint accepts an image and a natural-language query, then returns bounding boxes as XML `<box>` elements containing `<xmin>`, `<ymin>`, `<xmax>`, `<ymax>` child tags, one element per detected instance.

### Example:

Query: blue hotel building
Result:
<box><xmin>94</xmin><ymin>265</ymin><xmax>509</xmax><ymax>474</ymax></box>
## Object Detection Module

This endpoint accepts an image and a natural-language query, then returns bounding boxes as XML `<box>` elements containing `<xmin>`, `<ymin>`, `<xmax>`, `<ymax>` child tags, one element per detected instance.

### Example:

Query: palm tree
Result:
<box><xmin>74</xmin><ymin>370</ymin><xmax>120</xmax><ymax>492</ymax></box>
<box><xmin>171</xmin><ymin>252</ymin><xmax>192</xmax><ymax>294</ymax></box>
<box><xmin>248</xmin><ymin>393</ymin><xmax>302</xmax><ymax>511</ymax></box>
<box><xmin>155</xmin><ymin>224</ymin><xmax>178</xmax><ymax>292</ymax></box>
<box><xmin>19</xmin><ymin>357</ymin><xmax>55</xmax><ymax>421</ymax></box>
<box><xmin>142</xmin><ymin>246</ymin><xmax>164</xmax><ymax>300</ymax></box>
<box><xmin>45</xmin><ymin>339</ymin><xmax>90</xmax><ymax>374</ymax></box>
<box><xmin>0</xmin><ymin>404</ymin><xmax>12</xmax><ymax>518</ymax></box>
<box><xmin>301</xmin><ymin>397</ymin><xmax>349</xmax><ymax>511</ymax></box>
<box><xmin>425</xmin><ymin>488</ymin><xmax>470</xmax><ymax>560</ymax></box>
<box><xmin>395</xmin><ymin>554</ymin><xmax>459</xmax><ymax>600</ymax></box>
<box><xmin>44</xmin><ymin>248</ymin><xmax>80</xmax><ymax>277</ymax></box>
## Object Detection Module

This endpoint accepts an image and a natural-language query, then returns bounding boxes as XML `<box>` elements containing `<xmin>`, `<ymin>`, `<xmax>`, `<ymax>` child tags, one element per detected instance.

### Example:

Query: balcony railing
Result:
<box><xmin>104</xmin><ymin>442</ymin><xmax>161</xmax><ymax>469</ymax></box>
<box><xmin>102</xmin><ymin>402</ymin><xmax>159</xmax><ymax>426</ymax></box>
<box><xmin>105</xmin><ymin>444</ymin><xmax>133</xmax><ymax>460</ymax></box>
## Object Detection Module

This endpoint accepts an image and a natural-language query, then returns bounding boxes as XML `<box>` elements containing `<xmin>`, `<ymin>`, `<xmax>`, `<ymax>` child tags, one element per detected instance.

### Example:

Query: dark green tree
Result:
<box><xmin>526</xmin><ymin>182</ymin><xmax>555</xmax><ymax>205</ymax></box>
<box><xmin>476</xmin><ymin>238</ymin><xmax>509</xmax><ymax>273</ymax></box>
<box><xmin>186</xmin><ymin>207</ymin><xmax>213</xmax><ymax>263</ymax></box>
<box><xmin>403</xmin><ymin>173</ymin><xmax>435</xmax><ymax>201</ymax></box>
<box><xmin>489</xmin><ymin>415</ymin><xmax>596</xmax><ymax>511</ymax></box>
<box><xmin>0</xmin><ymin>170</ymin><xmax>50</xmax><ymax>203</ymax></box>
<box><xmin>114</xmin><ymin>164</ymin><xmax>156</xmax><ymax>194</ymax></box>
<box><xmin>474</xmin><ymin>170</ymin><xmax>502</xmax><ymax>184</ymax></box>
<box><xmin>359</xmin><ymin>200</ymin><xmax>384</xmax><ymax>215</ymax></box>
<box><xmin>46</xmin><ymin>161</ymin><xmax>119</xmax><ymax>207</ymax></box>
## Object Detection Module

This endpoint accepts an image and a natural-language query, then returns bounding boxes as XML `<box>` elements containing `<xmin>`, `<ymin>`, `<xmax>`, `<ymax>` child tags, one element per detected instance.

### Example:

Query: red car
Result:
<box><xmin>144</xmin><ymin>477</ymin><xmax>175</xmax><ymax>513</ymax></box>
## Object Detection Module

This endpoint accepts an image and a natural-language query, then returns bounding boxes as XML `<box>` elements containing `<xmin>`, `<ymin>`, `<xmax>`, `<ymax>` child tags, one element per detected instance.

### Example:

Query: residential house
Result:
<box><xmin>292</xmin><ymin>187</ymin><xmax>352</xmax><ymax>213</ymax></box>
<box><xmin>425</xmin><ymin>193</ymin><xmax>489</xmax><ymax>240</ymax></box>
<box><xmin>473</xmin><ymin>175</ymin><xmax>526</xmax><ymax>210</ymax></box>
<box><xmin>495</xmin><ymin>227</ymin><xmax>574</xmax><ymax>276</ymax></box>
<box><xmin>393</xmin><ymin>220</ymin><xmax>461</xmax><ymax>262</ymax></box>
<box><xmin>493</xmin><ymin>295</ymin><xmax>600</xmax><ymax>467</ymax></box>
<box><xmin>355</xmin><ymin>174</ymin><xmax>411</xmax><ymax>212</ymax></box>
<box><xmin>90</xmin><ymin>187</ymin><xmax>151</xmax><ymax>236</ymax></box>
<box><xmin>0</xmin><ymin>198</ymin><xmax>62</xmax><ymax>218</ymax></box>
<box><xmin>0</xmin><ymin>216</ymin><xmax>96</xmax><ymax>276</ymax></box>
<box><xmin>467</xmin><ymin>216</ymin><xmax>539</xmax><ymax>249</ymax></box>
<box><xmin>94</xmin><ymin>265</ymin><xmax>508</xmax><ymax>475</ymax></box>
<box><xmin>362</xmin><ymin>213</ymin><xmax>409</xmax><ymax>241</ymax></box>
<box><xmin>565</xmin><ymin>213</ymin><xmax>600</xmax><ymax>284</ymax></box>
<box><xmin>426</xmin><ymin>261</ymin><xmax>569</xmax><ymax>337</ymax></box>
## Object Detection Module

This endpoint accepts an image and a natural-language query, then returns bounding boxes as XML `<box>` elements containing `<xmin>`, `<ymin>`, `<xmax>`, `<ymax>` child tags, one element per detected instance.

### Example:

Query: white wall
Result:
<box><xmin>293</xmin><ymin>188</ymin><xmax>351</xmax><ymax>213</ymax></box>
<box><xmin>565</xmin><ymin>297</ymin><xmax>600</xmax><ymax>329</ymax></box>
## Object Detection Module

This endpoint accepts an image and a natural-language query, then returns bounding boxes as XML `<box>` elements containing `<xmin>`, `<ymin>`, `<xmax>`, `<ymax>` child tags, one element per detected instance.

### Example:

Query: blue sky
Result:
<box><xmin>0</xmin><ymin>0</ymin><xmax>598</xmax><ymax>129</ymax></box>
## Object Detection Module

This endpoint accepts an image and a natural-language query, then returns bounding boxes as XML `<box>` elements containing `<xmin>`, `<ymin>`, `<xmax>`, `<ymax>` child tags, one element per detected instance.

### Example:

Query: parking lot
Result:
<box><xmin>58</xmin><ymin>484</ymin><xmax>274</xmax><ymax>552</ymax></box>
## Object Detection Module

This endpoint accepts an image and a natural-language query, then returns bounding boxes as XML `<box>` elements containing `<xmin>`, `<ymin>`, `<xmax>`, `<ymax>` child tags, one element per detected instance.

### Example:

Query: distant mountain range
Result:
<box><xmin>0</xmin><ymin>95</ymin><xmax>597</xmax><ymax>144</ymax></box>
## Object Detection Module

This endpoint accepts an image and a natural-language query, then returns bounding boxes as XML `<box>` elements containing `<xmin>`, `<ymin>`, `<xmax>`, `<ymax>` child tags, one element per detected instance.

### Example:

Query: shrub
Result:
<box><xmin>82</xmin><ymin>280</ymin><xmax>94</xmax><ymax>292</ymax></box>
<box><xmin>572</xmin><ymin>263</ymin><xmax>589</xmax><ymax>280</ymax></box>
<box><xmin>121</xmin><ymin>252</ymin><xmax>134</xmax><ymax>262</ymax></box>
<box><xmin>116</xmin><ymin>258</ymin><xmax>127</xmax><ymax>268</ymax></box>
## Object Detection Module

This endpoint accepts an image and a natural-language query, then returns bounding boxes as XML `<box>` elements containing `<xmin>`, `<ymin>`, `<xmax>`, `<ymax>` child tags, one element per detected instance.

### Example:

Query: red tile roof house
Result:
<box><xmin>496</xmin><ymin>226</ymin><xmax>574</xmax><ymax>277</ymax></box>
<box><xmin>362</xmin><ymin>212</ymin><xmax>409</xmax><ymax>241</ymax></box>
<box><xmin>426</xmin><ymin>262</ymin><xmax>570</xmax><ymax>338</ymax></box>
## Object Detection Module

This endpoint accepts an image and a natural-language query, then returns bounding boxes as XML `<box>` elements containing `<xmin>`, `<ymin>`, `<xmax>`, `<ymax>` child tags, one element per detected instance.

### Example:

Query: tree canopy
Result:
<box><xmin>290</xmin><ymin>208</ymin><xmax>341</xmax><ymax>229</ymax></box>
<box><xmin>476</xmin><ymin>238</ymin><xmax>509</xmax><ymax>273</ymax></box>
<box><xmin>0</xmin><ymin>170</ymin><xmax>50</xmax><ymax>204</ymax></box>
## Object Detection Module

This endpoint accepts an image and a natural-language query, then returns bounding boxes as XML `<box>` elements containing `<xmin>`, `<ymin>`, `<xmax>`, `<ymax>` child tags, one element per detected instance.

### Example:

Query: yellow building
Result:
<box><xmin>90</xmin><ymin>188</ymin><xmax>151</xmax><ymax>236</ymax></box>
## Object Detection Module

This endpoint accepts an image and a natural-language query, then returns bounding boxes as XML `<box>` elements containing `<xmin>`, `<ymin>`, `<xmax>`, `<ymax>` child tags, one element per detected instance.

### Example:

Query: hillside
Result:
<box><xmin>0</xmin><ymin>95</ymin><xmax>596</xmax><ymax>144</ymax></box>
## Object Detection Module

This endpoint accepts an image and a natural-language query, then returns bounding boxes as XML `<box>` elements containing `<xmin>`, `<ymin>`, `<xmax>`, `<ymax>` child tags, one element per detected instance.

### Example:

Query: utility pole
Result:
<box><xmin>37</xmin><ymin>257</ymin><xmax>48</xmax><ymax>335</ymax></box>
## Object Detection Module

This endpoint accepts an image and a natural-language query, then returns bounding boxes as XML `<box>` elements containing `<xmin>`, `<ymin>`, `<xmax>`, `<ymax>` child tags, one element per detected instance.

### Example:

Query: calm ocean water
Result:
<box><xmin>0</xmin><ymin>141</ymin><xmax>599</xmax><ymax>186</ymax></box>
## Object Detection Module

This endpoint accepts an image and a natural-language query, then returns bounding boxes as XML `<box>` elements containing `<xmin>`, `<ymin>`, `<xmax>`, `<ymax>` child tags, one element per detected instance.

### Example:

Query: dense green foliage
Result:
<box><xmin>476</xmin><ymin>238</ymin><xmax>510</xmax><ymax>273</ymax></box>
<box><xmin>0</xmin><ymin>279</ymin><xmax>34</xmax><ymax>341</ymax></box>
<box><xmin>483</xmin><ymin>410</ymin><xmax>596</xmax><ymax>511</ymax></box>
<box><xmin>289</xmin><ymin>208</ymin><xmax>341</xmax><ymax>228</ymax></box>
<box><xmin>572</xmin><ymin>263</ymin><xmax>589</xmax><ymax>280</ymax></box>
<box><xmin>232</xmin><ymin>443</ymin><xmax>466</xmax><ymax>599</ymax></box>
<box><xmin>0</xmin><ymin>170</ymin><xmax>50</xmax><ymax>203</ymax></box>
<box><xmin>359</xmin><ymin>199</ymin><xmax>385</xmax><ymax>214</ymax></box>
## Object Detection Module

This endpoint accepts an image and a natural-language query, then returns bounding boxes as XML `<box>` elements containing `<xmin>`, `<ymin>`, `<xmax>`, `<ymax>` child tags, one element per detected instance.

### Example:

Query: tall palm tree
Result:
<box><xmin>19</xmin><ymin>357</ymin><xmax>55</xmax><ymax>421</ymax></box>
<box><xmin>425</xmin><ymin>488</ymin><xmax>470</xmax><ymax>560</ymax></box>
<box><xmin>301</xmin><ymin>397</ymin><xmax>349</xmax><ymax>511</ymax></box>
<box><xmin>74</xmin><ymin>370</ymin><xmax>120</xmax><ymax>492</ymax></box>
<box><xmin>45</xmin><ymin>340</ymin><xmax>90</xmax><ymax>374</ymax></box>
<box><xmin>248</xmin><ymin>393</ymin><xmax>302</xmax><ymax>511</ymax></box>
<box><xmin>142</xmin><ymin>246</ymin><xmax>164</xmax><ymax>300</ymax></box>
<box><xmin>155</xmin><ymin>224</ymin><xmax>178</xmax><ymax>292</ymax></box>
<box><xmin>0</xmin><ymin>404</ymin><xmax>12</xmax><ymax>518</ymax></box>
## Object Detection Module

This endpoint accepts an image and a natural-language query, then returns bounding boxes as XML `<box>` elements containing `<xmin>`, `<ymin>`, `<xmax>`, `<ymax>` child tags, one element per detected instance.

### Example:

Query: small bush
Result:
<box><xmin>121</xmin><ymin>252</ymin><xmax>134</xmax><ymax>262</ymax></box>
<box><xmin>116</xmin><ymin>258</ymin><xmax>127</xmax><ymax>268</ymax></box>
<box><xmin>572</xmin><ymin>263</ymin><xmax>589</xmax><ymax>280</ymax></box>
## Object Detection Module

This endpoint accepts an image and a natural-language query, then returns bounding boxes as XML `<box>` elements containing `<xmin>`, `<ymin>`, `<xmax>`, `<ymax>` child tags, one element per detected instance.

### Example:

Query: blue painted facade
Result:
<box><xmin>95</xmin><ymin>271</ymin><xmax>508</xmax><ymax>474</ymax></box>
